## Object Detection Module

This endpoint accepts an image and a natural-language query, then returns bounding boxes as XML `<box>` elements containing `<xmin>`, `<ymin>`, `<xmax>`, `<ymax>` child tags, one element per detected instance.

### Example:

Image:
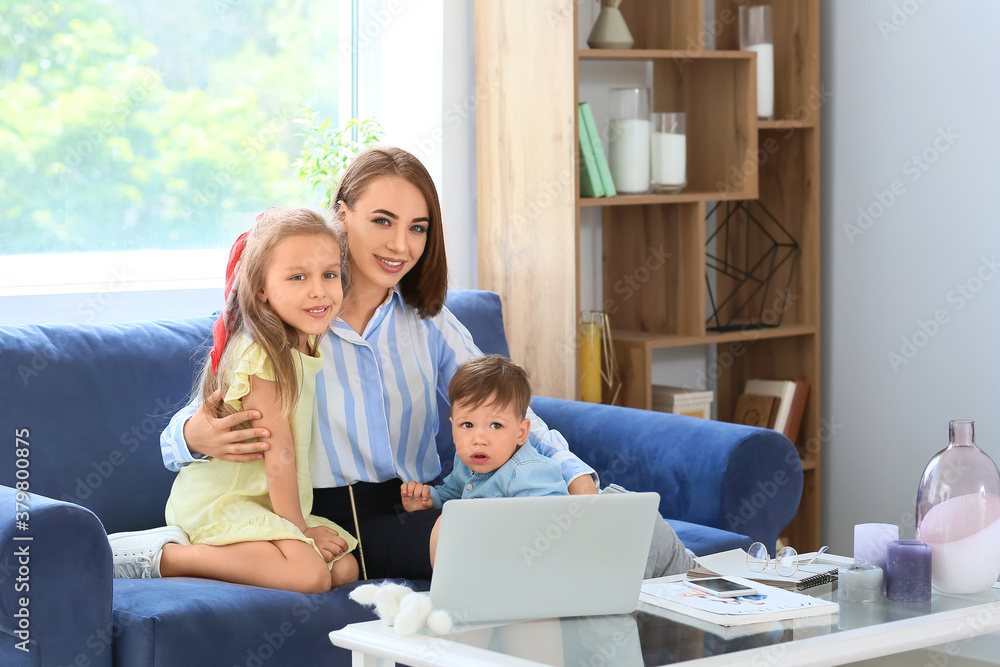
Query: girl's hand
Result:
<box><xmin>400</xmin><ymin>481</ymin><xmax>433</xmax><ymax>512</ymax></box>
<box><xmin>183</xmin><ymin>388</ymin><xmax>272</xmax><ymax>462</ymax></box>
<box><xmin>303</xmin><ymin>526</ymin><xmax>350</xmax><ymax>562</ymax></box>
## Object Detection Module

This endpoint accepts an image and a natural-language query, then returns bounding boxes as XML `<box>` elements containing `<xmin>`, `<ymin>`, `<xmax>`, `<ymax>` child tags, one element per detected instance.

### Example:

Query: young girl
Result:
<box><xmin>111</xmin><ymin>207</ymin><xmax>359</xmax><ymax>593</ymax></box>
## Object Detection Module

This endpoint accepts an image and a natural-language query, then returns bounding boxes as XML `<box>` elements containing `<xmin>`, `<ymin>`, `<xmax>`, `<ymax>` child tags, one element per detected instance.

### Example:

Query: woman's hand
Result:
<box><xmin>303</xmin><ymin>526</ymin><xmax>350</xmax><ymax>562</ymax></box>
<box><xmin>182</xmin><ymin>388</ymin><xmax>271</xmax><ymax>462</ymax></box>
<box><xmin>567</xmin><ymin>475</ymin><xmax>599</xmax><ymax>495</ymax></box>
<box><xmin>400</xmin><ymin>481</ymin><xmax>433</xmax><ymax>512</ymax></box>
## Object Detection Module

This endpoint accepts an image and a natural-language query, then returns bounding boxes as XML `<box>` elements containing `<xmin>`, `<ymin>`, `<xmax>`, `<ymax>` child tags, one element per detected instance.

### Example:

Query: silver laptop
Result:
<box><xmin>429</xmin><ymin>492</ymin><xmax>660</xmax><ymax>624</ymax></box>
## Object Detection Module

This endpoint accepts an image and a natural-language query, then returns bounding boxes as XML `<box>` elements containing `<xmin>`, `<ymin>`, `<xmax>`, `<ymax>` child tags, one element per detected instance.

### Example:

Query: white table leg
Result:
<box><xmin>352</xmin><ymin>650</ymin><xmax>395</xmax><ymax>667</ymax></box>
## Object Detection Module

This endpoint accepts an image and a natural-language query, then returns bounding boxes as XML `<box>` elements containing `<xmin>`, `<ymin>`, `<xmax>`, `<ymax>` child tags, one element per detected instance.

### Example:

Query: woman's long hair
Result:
<box><xmin>331</xmin><ymin>147</ymin><xmax>447</xmax><ymax>318</ymax></box>
<box><xmin>197</xmin><ymin>207</ymin><xmax>349</xmax><ymax>419</ymax></box>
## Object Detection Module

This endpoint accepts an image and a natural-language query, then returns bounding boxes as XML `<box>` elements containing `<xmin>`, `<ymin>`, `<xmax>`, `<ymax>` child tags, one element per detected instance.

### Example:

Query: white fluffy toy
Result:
<box><xmin>348</xmin><ymin>582</ymin><xmax>453</xmax><ymax>636</ymax></box>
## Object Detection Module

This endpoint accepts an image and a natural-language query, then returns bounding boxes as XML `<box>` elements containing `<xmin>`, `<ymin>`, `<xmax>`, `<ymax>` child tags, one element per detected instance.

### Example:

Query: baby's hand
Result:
<box><xmin>400</xmin><ymin>481</ymin><xmax>433</xmax><ymax>512</ymax></box>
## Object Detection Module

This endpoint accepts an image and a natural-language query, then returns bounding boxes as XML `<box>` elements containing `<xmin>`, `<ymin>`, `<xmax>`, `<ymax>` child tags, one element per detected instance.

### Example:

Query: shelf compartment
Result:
<box><xmin>609</xmin><ymin>325</ymin><xmax>818</xmax><ymax>412</ymax></box>
<box><xmin>706</xmin><ymin>124</ymin><xmax>818</xmax><ymax>332</ymax></box>
<box><xmin>715</xmin><ymin>0</ymin><xmax>821</xmax><ymax>125</ymax></box>
<box><xmin>757</xmin><ymin>126</ymin><xmax>821</xmax><ymax>328</ymax></box>
<box><xmin>652</xmin><ymin>56</ymin><xmax>758</xmax><ymax>198</ymax></box>
<box><xmin>612</xmin><ymin>0</ymin><xmax>703</xmax><ymax>51</ymax></box>
<box><xmin>602</xmin><ymin>203</ymin><xmax>706</xmax><ymax>338</ymax></box>
<box><xmin>577</xmin><ymin>52</ymin><xmax>757</xmax><ymax>198</ymax></box>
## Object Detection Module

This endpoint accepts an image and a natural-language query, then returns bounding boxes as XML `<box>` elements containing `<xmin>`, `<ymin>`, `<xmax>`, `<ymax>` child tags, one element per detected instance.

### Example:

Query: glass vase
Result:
<box><xmin>915</xmin><ymin>419</ymin><xmax>1000</xmax><ymax>594</ymax></box>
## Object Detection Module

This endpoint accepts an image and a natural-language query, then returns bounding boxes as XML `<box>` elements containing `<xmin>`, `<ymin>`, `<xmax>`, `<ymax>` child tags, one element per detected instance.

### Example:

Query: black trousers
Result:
<box><xmin>312</xmin><ymin>480</ymin><xmax>441</xmax><ymax>581</ymax></box>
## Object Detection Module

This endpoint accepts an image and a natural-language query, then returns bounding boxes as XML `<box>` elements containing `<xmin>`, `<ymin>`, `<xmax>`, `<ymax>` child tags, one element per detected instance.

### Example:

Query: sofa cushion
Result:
<box><xmin>0</xmin><ymin>317</ymin><xmax>215</xmax><ymax>534</ymax></box>
<box><xmin>111</xmin><ymin>578</ymin><xmax>425</xmax><ymax>667</ymax></box>
<box><xmin>666</xmin><ymin>519</ymin><xmax>751</xmax><ymax>557</ymax></box>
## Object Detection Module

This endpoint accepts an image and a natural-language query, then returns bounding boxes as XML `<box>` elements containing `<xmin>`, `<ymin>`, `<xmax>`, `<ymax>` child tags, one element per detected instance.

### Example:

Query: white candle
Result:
<box><xmin>747</xmin><ymin>42</ymin><xmax>774</xmax><ymax>119</ymax></box>
<box><xmin>854</xmin><ymin>522</ymin><xmax>898</xmax><ymax>572</ymax></box>
<box><xmin>838</xmin><ymin>564</ymin><xmax>884</xmax><ymax>603</ymax></box>
<box><xmin>651</xmin><ymin>132</ymin><xmax>686</xmax><ymax>191</ymax></box>
<box><xmin>608</xmin><ymin>118</ymin><xmax>650</xmax><ymax>194</ymax></box>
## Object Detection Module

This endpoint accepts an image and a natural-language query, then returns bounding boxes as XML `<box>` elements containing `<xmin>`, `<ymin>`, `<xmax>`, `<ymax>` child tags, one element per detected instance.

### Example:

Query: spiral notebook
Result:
<box><xmin>689</xmin><ymin>548</ymin><xmax>840</xmax><ymax>592</ymax></box>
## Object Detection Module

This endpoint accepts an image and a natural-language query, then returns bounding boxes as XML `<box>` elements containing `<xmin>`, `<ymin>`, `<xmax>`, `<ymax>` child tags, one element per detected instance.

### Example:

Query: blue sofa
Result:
<box><xmin>0</xmin><ymin>290</ymin><xmax>802</xmax><ymax>666</ymax></box>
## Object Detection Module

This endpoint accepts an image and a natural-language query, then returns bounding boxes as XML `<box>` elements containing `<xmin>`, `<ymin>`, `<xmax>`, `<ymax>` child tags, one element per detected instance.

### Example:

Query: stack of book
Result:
<box><xmin>732</xmin><ymin>378</ymin><xmax>810</xmax><ymax>443</ymax></box>
<box><xmin>578</xmin><ymin>102</ymin><xmax>616</xmax><ymax>198</ymax></box>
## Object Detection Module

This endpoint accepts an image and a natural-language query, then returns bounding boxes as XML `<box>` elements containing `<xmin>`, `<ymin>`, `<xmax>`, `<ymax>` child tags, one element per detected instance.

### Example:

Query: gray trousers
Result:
<box><xmin>601</xmin><ymin>483</ymin><xmax>696</xmax><ymax>578</ymax></box>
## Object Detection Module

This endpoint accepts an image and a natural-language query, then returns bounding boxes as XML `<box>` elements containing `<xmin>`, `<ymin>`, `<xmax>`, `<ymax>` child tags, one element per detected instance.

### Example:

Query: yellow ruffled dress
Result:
<box><xmin>165</xmin><ymin>335</ymin><xmax>357</xmax><ymax>568</ymax></box>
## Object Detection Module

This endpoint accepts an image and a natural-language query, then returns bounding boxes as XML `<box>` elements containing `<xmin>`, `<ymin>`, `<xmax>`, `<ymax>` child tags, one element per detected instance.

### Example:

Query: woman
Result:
<box><xmin>158</xmin><ymin>148</ymin><xmax>600</xmax><ymax>580</ymax></box>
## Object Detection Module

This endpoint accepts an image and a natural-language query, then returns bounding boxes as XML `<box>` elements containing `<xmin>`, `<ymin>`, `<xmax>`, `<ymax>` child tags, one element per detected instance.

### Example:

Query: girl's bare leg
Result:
<box><xmin>330</xmin><ymin>552</ymin><xmax>359</xmax><ymax>587</ymax></box>
<box><xmin>160</xmin><ymin>539</ymin><xmax>333</xmax><ymax>594</ymax></box>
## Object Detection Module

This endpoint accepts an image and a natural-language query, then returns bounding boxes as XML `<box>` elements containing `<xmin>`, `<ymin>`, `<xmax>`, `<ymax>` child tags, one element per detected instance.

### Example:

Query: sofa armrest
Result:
<box><xmin>0</xmin><ymin>487</ymin><xmax>113</xmax><ymax>666</ymax></box>
<box><xmin>530</xmin><ymin>397</ymin><xmax>803</xmax><ymax>549</ymax></box>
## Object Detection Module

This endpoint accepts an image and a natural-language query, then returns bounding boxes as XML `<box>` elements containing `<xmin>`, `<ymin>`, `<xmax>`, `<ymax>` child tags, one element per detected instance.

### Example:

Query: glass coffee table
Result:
<box><xmin>330</xmin><ymin>559</ymin><xmax>1000</xmax><ymax>666</ymax></box>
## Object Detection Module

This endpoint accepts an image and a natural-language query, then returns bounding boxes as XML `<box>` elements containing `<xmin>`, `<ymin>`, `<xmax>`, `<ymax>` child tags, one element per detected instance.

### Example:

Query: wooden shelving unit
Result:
<box><xmin>475</xmin><ymin>0</ymin><xmax>821</xmax><ymax>550</ymax></box>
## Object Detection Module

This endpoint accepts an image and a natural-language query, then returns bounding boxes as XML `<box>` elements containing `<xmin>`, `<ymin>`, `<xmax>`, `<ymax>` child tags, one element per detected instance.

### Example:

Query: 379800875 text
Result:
<box><xmin>13</xmin><ymin>427</ymin><xmax>32</xmax><ymax>653</ymax></box>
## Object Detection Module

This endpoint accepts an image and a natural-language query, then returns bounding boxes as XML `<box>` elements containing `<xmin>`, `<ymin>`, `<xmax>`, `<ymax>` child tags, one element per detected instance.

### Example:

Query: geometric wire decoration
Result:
<box><xmin>705</xmin><ymin>200</ymin><xmax>800</xmax><ymax>332</ymax></box>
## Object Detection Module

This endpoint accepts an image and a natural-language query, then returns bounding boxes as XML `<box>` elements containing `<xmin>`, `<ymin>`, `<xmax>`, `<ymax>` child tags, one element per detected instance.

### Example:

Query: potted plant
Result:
<box><xmin>293</xmin><ymin>109</ymin><xmax>384</xmax><ymax>210</ymax></box>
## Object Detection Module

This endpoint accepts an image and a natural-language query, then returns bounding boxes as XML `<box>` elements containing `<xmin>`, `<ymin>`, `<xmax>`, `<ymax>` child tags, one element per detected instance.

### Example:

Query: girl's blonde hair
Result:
<box><xmin>198</xmin><ymin>207</ymin><xmax>349</xmax><ymax>419</ymax></box>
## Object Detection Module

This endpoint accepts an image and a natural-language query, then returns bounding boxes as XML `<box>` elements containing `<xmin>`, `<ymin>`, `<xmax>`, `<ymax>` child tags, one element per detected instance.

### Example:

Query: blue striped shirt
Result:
<box><xmin>160</xmin><ymin>288</ymin><xmax>596</xmax><ymax>487</ymax></box>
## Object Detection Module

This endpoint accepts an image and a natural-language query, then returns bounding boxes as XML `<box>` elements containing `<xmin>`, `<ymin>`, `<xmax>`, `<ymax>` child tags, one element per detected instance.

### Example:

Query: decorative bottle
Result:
<box><xmin>915</xmin><ymin>419</ymin><xmax>1000</xmax><ymax>594</ymax></box>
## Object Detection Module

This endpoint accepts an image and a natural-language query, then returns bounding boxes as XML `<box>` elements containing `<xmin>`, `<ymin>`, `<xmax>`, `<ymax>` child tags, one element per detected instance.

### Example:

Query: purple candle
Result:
<box><xmin>886</xmin><ymin>539</ymin><xmax>932</xmax><ymax>602</ymax></box>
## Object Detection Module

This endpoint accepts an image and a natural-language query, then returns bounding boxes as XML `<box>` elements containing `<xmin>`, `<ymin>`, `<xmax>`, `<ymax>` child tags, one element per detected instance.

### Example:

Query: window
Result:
<box><xmin>0</xmin><ymin>0</ymin><xmax>346</xmax><ymax>292</ymax></box>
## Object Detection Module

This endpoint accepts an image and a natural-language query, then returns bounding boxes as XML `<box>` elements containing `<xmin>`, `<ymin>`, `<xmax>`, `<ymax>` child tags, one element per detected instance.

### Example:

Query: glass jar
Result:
<box><xmin>915</xmin><ymin>419</ymin><xmax>1000</xmax><ymax>594</ymax></box>
<box><xmin>607</xmin><ymin>87</ymin><xmax>650</xmax><ymax>194</ymax></box>
<box><xmin>739</xmin><ymin>5</ymin><xmax>774</xmax><ymax>120</ymax></box>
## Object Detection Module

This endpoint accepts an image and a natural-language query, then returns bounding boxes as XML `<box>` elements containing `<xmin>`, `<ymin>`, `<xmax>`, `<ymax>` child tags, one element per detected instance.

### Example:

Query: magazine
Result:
<box><xmin>639</xmin><ymin>576</ymin><xmax>838</xmax><ymax>627</ymax></box>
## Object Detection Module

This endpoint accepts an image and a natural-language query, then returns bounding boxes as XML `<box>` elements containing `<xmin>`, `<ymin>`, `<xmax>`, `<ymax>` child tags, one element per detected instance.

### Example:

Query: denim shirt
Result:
<box><xmin>429</xmin><ymin>442</ymin><xmax>569</xmax><ymax>508</ymax></box>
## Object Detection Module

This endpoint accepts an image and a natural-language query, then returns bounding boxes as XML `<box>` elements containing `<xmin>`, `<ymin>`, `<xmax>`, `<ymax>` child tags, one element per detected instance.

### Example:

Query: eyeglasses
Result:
<box><xmin>746</xmin><ymin>541</ymin><xmax>800</xmax><ymax>576</ymax></box>
<box><xmin>746</xmin><ymin>542</ymin><xmax>831</xmax><ymax>577</ymax></box>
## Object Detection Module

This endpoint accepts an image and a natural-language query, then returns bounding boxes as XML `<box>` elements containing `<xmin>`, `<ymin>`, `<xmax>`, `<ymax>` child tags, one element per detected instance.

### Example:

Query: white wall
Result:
<box><xmin>822</xmin><ymin>0</ymin><xmax>1000</xmax><ymax>552</ymax></box>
